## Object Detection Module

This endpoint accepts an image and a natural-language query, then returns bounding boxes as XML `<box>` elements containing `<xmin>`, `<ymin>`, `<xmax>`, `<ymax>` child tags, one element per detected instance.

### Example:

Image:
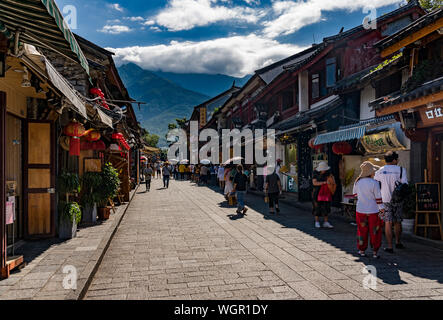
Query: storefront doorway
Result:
<box><xmin>24</xmin><ymin>121</ymin><xmax>55</xmax><ymax>238</ymax></box>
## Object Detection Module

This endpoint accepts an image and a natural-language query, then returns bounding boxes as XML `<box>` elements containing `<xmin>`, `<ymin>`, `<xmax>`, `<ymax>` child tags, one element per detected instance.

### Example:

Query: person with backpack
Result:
<box><xmin>264</xmin><ymin>166</ymin><xmax>282</xmax><ymax>215</ymax></box>
<box><xmin>374</xmin><ymin>151</ymin><xmax>408</xmax><ymax>253</ymax></box>
<box><xmin>352</xmin><ymin>161</ymin><xmax>385</xmax><ymax>258</ymax></box>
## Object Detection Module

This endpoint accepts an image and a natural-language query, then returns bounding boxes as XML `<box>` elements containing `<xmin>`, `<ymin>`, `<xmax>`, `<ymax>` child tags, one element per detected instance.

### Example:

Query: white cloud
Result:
<box><xmin>108</xmin><ymin>34</ymin><xmax>306</xmax><ymax>77</ymax></box>
<box><xmin>99</xmin><ymin>25</ymin><xmax>132</xmax><ymax>34</ymax></box>
<box><xmin>124</xmin><ymin>16</ymin><xmax>145</xmax><ymax>22</ymax></box>
<box><xmin>107</xmin><ymin>3</ymin><xmax>124</xmax><ymax>12</ymax></box>
<box><xmin>263</xmin><ymin>0</ymin><xmax>403</xmax><ymax>38</ymax></box>
<box><xmin>150</xmin><ymin>0</ymin><xmax>266</xmax><ymax>31</ymax></box>
<box><xmin>144</xmin><ymin>20</ymin><xmax>156</xmax><ymax>26</ymax></box>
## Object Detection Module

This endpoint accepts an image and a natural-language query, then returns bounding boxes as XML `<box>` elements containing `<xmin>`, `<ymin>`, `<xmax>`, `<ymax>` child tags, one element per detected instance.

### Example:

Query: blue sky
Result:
<box><xmin>55</xmin><ymin>0</ymin><xmax>407</xmax><ymax>77</ymax></box>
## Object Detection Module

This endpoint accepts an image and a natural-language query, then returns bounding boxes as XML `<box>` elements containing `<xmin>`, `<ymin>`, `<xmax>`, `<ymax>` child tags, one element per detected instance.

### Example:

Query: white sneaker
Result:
<box><xmin>315</xmin><ymin>221</ymin><xmax>321</xmax><ymax>228</ymax></box>
<box><xmin>323</xmin><ymin>221</ymin><xmax>334</xmax><ymax>229</ymax></box>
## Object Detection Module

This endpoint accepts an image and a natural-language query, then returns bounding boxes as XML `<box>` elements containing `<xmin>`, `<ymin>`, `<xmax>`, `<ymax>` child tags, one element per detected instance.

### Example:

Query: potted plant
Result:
<box><xmin>402</xmin><ymin>183</ymin><xmax>416</xmax><ymax>235</ymax></box>
<box><xmin>81</xmin><ymin>172</ymin><xmax>102</xmax><ymax>223</ymax></box>
<box><xmin>59</xmin><ymin>201</ymin><xmax>81</xmax><ymax>239</ymax></box>
<box><xmin>57</xmin><ymin>172</ymin><xmax>81</xmax><ymax>239</ymax></box>
<box><xmin>97</xmin><ymin>163</ymin><xmax>120</xmax><ymax>220</ymax></box>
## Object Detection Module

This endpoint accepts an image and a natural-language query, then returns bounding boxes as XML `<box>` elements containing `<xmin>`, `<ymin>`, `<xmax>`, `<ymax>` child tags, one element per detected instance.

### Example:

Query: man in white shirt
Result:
<box><xmin>374</xmin><ymin>151</ymin><xmax>408</xmax><ymax>253</ymax></box>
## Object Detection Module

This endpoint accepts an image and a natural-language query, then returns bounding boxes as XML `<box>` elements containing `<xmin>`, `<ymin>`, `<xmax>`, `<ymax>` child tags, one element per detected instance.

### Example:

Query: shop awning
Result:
<box><xmin>0</xmin><ymin>0</ymin><xmax>89</xmax><ymax>75</ymax></box>
<box><xmin>22</xmin><ymin>44</ymin><xmax>88</xmax><ymax>118</ymax></box>
<box><xmin>44</xmin><ymin>57</ymin><xmax>88</xmax><ymax>118</ymax></box>
<box><xmin>313</xmin><ymin>115</ymin><xmax>397</xmax><ymax>145</ymax></box>
<box><xmin>314</xmin><ymin>126</ymin><xmax>366</xmax><ymax>145</ymax></box>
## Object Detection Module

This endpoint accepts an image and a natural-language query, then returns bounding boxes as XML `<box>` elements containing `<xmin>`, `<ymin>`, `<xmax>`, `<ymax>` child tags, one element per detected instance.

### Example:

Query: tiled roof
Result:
<box><xmin>375</xmin><ymin>6</ymin><xmax>443</xmax><ymax>51</ymax></box>
<box><xmin>370</xmin><ymin>76</ymin><xmax>443</xmax><ymax>110</ymax></box>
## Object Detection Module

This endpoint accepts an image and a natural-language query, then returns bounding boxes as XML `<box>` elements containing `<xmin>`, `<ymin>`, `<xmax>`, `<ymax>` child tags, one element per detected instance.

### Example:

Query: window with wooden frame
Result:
<box><xmin>311</xmin><ymin>73</ymin><xmax>320</xmax><ymax>100</ymax></box>
<box><xmin>281</xmin><ymin>87</ymin><xmax>295</xmax><ymax>111</ymax></box>
<box><xmin>326</xmin><ymin>57</ymin><xmax>337</xmax><ymax>88</ymax></box>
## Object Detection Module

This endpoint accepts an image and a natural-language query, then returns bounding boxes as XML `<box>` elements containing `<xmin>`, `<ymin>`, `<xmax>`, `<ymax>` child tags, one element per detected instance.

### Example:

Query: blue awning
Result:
<box><xmin>314</xmin><ymin>126</ymin><xmax>366</xmax><ymax>145</ymax></box>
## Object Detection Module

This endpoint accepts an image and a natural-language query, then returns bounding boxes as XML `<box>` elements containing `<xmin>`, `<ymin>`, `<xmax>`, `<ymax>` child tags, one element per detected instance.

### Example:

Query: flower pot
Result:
<box><xmin>402</xmin><ymin>218</ymin><xmax>415</xmax><ymax>235</ymax></box>
<box><xmin>59</xmin><ymin>216</ymin><xmax>77</xmax><ymax>239</ymax></box>
<box><xmin>82</xmin><ymin>203</ymin><xmax>97</xmax><ymax>223</ymax></box>
<box><xmin>98</xmin><ymin>207</ymin><xmax>111</xmax><ymax>220</ymax></box>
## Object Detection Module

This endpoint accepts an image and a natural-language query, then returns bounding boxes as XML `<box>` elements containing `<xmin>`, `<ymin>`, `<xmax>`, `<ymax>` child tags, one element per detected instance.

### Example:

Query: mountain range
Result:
<box><xmin>117</xmin><ymin>63</ymin><xmax>250</xmax><ymax>147</ymax></box>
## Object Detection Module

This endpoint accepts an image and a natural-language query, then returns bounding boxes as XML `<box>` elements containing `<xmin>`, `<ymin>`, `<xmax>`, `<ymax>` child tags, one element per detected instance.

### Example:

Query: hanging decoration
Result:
<box><xmin>90</xmin><ymin>87</ymin><xmax>110</xmax><ymax>110</ymax></box>
<box><xmin>308</xmin><ymin>138</ymin><xmax>324</xmax><ymax>150</ymax></box>
<box><xmin>332</xmin><ymin>141</ymin><xmax>352</xmax><ymax>155</ymax></box>
<box><xmin>63</xmin><ymin>120</ymin><xmax>85</xmax><ymax>156</ymax></box>
<box><xmin>112</xmin><ymin>132</ymin><xmax>130</xmax><ymax>150</ymax></box>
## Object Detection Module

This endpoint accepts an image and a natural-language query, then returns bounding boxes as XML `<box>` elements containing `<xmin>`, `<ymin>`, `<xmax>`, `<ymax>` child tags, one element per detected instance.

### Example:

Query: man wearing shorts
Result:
<box><xmin>374</xmin><ymin>151</ymin><xmax>408</xmax><ymax>253</ymax></box>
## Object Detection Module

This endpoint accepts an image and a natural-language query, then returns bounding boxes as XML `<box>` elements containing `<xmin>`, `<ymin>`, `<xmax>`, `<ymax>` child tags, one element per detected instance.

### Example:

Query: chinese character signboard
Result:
<box><xmin>416</xmin><ymin>183</ymin><xmax>440</xmax><ymax>213</ymax></box>
<box><xmin>199</xmin><ymin>107</ymin><xmax>207</xmax><ymax>128</ymax></box>
<box><xmin>360</xmin><ymin>128</ymin><xmax>406</xmax><ymax>154</ymax></box>
<box><xmin>419</xmin><ymin>104</ymin><xmax>443</xmax><ymax>127</ymax></box>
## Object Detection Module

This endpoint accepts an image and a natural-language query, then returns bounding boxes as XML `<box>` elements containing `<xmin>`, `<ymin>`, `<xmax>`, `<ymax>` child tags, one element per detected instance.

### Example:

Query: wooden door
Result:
<box><xmin>24</xmin><ymin>121</ymin><xmax>55</xmax><ymax>238</ymax></box>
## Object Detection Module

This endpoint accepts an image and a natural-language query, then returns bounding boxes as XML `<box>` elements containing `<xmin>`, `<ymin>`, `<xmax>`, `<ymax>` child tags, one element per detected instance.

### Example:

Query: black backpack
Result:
<box><xmin>391</xmin><ymin>167</ymin><xmax>410</xmax><ymax>204</ymax></box>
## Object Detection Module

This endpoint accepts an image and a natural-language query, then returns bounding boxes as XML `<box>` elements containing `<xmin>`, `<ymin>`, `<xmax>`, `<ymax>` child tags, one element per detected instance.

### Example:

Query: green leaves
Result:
<box><xmin>59</xmin><ymin>201</ymin><xmax>82</xmax><ymax>224</ymax></box>
<box><xmin>58</xmin><ymin>172</ymin><xmax>81</xmax><ymax>194</ymax></box>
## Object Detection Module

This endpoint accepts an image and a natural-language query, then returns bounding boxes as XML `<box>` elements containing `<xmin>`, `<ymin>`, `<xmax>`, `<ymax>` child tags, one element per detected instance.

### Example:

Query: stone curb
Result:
<box><xmin>65</xmin><ymin>185</ymin><xmax>139</xmax><ymax>300</ymax></box>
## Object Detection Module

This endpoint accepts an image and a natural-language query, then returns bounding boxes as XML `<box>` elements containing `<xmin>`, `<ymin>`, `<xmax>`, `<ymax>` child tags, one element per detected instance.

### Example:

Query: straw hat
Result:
<box><xmin>358</xmin><ymin>161</ymin><xmax>380</xmax><ymax>180</ymax></box>
<box><xmin>60</xmin><ymin>136</ymin><xmax>70</xmax><ymax>151</ymax></box>
<box><xmin>316</xmin><ymin>161</ymin><xmax>330</xmax><ymax>172</ymax></box>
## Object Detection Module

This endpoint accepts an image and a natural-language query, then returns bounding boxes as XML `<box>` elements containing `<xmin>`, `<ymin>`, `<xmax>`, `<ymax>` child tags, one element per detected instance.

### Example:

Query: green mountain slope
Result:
<box><xmin>118</xmin><ymin>63</ymin><xmax>209</xmax><ymax>147</ymax></box>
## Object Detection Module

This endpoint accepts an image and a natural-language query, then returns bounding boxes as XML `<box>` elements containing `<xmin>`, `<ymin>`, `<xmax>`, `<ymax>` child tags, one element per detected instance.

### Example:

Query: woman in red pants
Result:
<box><xmin>352</xmin><ymin>161</ymin><xmax>385</xmax><ymax>258</ymax></box>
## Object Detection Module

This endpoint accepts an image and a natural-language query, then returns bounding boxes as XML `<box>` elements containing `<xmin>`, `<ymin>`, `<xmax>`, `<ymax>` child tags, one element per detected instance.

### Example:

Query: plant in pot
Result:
<box><xmin>57</xmin><ymin>172</ymin><xmax>81</xmax><ymax>239</ymax></box>
<box><xmin>80</xmin><ymin>172</ymin><xmax>102</xmax><ymax>224</ymax></box>
<box><xmin>402</xmin><ymin>183</ymin><xmax>416</xmax><ymax>235</ymax></box>
<box><xmin>59</xmin><ymin>201</ymin><xmax>81</xmax><ymax>239</ymax></box>
<box><xmin>97</xmin><ymin>163</ymin><xmax>120</xmax><ymax>220</ymax></box>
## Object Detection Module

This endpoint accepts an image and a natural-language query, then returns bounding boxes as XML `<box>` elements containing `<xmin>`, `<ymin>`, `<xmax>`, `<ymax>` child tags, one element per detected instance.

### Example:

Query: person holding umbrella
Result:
<box><xmin>233</xmin><ymin>165</ymin><xmax>248</xmax><ymax>216</ymax></box>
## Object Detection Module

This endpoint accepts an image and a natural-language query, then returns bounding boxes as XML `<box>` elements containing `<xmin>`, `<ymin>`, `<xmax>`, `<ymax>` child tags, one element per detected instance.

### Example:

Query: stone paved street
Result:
<box><xmin>85</xmin><ymin>179</ymin><xmax>443</xmax><ymax>300</ymax></box>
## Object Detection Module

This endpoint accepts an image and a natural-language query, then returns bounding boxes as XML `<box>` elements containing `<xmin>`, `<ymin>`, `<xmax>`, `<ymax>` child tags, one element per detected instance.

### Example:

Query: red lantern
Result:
<box><xmin>90</xmin><ymin>87</ymin><xmax>110</xmax><ymax>110</ymax></box>
<box><xmin>63</xmin><ymin>120</ymin><xmax>85</xmax><ymax>156</ymax></box>
<box><xmin>332</xmin><ymin>142</ymin><xmax>352</xmax><ymax>155</ymax></box>
<box><xmin>309</xmin><ymin>138</ymin><xmax>324</xmax><ymax>150</ymax></box>
<box><xmin>84</xmin><ymin>129</ymin><xmax>101</xmax><ymax>142</ymax></box>
<box><xmin>80</xmin><ymin>141</ymin><xmax>92</xmax><ymax>150</ymax></box>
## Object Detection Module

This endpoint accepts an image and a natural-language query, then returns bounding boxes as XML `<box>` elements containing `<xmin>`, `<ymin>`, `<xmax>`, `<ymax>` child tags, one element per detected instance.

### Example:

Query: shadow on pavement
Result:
<box><xmin>189</xmin><ymin>181</ymin><xmax>443</xmax><ymax>286</ymax></box>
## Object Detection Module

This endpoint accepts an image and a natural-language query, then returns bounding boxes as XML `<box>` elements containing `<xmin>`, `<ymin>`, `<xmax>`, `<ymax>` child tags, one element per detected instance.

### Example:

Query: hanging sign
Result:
<box><xmin>6</xmin><ymin>197</ymin><xmax>15</xmax><ymax>225</ymax></box>
<box><xmin>200</xmin><ymin>107</ymin><xmax>207</xmax><ymax>127</ymax></box>
<box><xmin>360</xmin><ymin>128</ymin><xmax>406</xmax><ymax>154</ymax></box>
<box><xmin>418</xmin><ymin>103</ymin><xmax>443</xmax><ymax>127</ymax></box>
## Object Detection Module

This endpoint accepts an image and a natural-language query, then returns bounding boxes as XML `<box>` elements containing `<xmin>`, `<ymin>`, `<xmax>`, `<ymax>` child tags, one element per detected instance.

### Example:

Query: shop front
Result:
<box><xmin>314</xmin><ymin>116</ymin><xmax>410</xmax><ymax>206</ymax></box>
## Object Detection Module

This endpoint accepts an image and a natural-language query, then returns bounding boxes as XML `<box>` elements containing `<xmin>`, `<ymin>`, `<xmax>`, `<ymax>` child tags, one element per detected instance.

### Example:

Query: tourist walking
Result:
<box><xmin>218</xmin><ymin>165</ymin><xmax>225</xmax><ymax>190</ymax></box>
<box><xmin>312</xmin><ymin>161</ymin><xmax>336</xmax><ymax>229</ymax></box>
<box><xmin>233</xmin><ymin>165</ymin><xmax>248</xmax><ymax>215</ymax></box>
<box><xmin>264</xmin><ymin>167</ymin><xmax>282</xmax><ymax>215</ymax></box>
<box><xmin>374</xmin><ymin>151</ymin><xmax>408</xmax><ymax>253</ymax></box>
<box><xmin>352</xmin><ymin>161</ymin><xmax>384</xmax><ymax>258</ymax></box>
<box><xmin>224</xmin><ymin>166</ymin><xmax>233</xmax><ymax>198</ymax></box>
<box><xmin>200</xmin><ymin>165</ymin><xmax>208</xmax><ymax>185</ymax></box>
<box><xmin>179</xmin><ymin>163</ymin><xmax>185</xmax><ymax>180</ymax></box>
<box><xmin>162</xmin><ymin>162</ymin><xmax>172</xmax><ymax>188</ymax></box>
<box><xmin>144</xmin><ymin>164</ymin><xmax>153</xmax><ymax>192</ymax></box>
<box><xmin>155</xmin><ymin>162</ymin><xmax>161</xmax><ymax>179</ymax></box>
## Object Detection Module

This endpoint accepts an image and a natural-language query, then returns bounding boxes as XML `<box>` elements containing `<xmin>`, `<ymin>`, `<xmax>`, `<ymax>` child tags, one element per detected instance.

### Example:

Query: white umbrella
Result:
<box><xmin>223</xmin><ymin>156</ymin><xmax>243</xmax><ymax>165</ymax></box>
<box><xmin>179</xmin><ymin>159</ymin><xmax>189</xmax><ymax>164</ymax></box>
<box><xmin>169</xmin><ymin>159</ymin><xmax>179</xmax><ymax>164</ymax></box>
<box><xmin>200</xmin><ymin>159</ymin><xmax>211</xmax><ymax>165</ymax></box>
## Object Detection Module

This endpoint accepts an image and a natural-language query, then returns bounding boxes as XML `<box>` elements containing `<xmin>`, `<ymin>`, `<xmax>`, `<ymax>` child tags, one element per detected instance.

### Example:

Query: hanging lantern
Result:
<box><xmin>83</xmin><ymin>129</ymin><xmax>101</xmax><ymax>142</ymax></box>
<box><xmin>332</xmin><ymin>141</ymin><xmax>352</xmax><ymax>155</ymax></box>
<box><xmin>308</xmin><ymin>137</ymin><xmax>324</xmax><ymax>150</ymax></box>
<box><xmin>90</xmin><ymin>87</ymin><xmax>110</xmax><ymax>110</ymax></box>
<box><xmin>63</xmin><ymin>120</ymin><xmax>85</xmax><ymax>156</ymax></box>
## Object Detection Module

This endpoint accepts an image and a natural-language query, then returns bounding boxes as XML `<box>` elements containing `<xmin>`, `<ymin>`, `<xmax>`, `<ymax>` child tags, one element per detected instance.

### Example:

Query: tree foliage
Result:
<box><xmin>143</xmin><ymin>132</ymin><xmax>160</xmax><ymax>148</ymax></box>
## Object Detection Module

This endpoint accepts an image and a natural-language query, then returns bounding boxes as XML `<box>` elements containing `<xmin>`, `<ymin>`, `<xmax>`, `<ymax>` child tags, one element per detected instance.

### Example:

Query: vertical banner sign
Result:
<box><xmin>200</xmin><ymin>107</ymin><xmax>207</xmax><ymax>128</ymax></box>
